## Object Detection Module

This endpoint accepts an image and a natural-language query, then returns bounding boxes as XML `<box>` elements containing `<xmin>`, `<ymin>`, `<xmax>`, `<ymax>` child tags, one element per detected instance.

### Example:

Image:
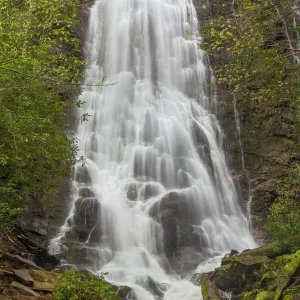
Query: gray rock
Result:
<box><xmin>13</xmin><ymin>269</ymin><xmax>34</xmax><ymax>287</ymax></box>
<box><xmin>5</xmin><ymin>253</ymin><xmax>43</xmax><ymax>270</ymax></box>
<box><xmin>10</xmin><ymin>281</ymin><xmax>40</xmax><ymax>297</ymax></box>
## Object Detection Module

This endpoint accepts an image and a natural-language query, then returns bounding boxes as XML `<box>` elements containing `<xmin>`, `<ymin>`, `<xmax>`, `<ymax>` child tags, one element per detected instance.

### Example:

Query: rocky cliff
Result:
<box><xmin>203</xmin><ymin>0</ymin><xmax>300</xmax><ymax>244</ymax></box>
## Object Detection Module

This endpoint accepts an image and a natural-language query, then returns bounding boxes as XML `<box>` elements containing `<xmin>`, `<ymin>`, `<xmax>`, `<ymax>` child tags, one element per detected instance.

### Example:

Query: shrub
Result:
<box><xmin>267</xmin><ymin>165</ymin><xmax>300</xmax><ymax>253</ymax></box>
<box><xmin>54</xmin><ymin>269</ymin><xmax>121</xmax><ymax>300</ymax></box>
<box><xmin>0</xmin><ymin>202</ymin><xmax>21</xmax><ymax>247</ymax></box>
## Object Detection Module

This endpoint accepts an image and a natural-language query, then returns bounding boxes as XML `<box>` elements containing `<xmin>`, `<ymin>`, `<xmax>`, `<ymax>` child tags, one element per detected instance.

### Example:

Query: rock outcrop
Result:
<box><xmin>200</xmin><ymin>244</ymin><xmax>300</xmax><ymax>300</ymax></box>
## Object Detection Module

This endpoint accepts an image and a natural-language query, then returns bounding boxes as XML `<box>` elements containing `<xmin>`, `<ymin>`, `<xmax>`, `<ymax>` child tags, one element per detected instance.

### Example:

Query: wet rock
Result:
<box><xmin>78</xmin><ymin>187</ymin><xmax>95</xmax><ymax>198</ymax></box>
<box><xmin>169</xmin><ymin>247</ymin><xmax>203</xmax><ymax>275</ymax></box>
<box><xmin>75</xmin><ymin>165</ymin><xmax>92</xmax><ymax>184</ymax></box>
<box><xmin>150</xmin><ymin>191</ymin><xmax>202</xmax><ymax>257</ymax></box>
<box><xmin>160</xmin><ymin>210</ymin><xmax>179</xmax><ymax>257</ymax></box>
<box><xmin>192</xmin><ymin>120</ymin><xmax>214</xmax><ymax>177</ymax></box>
<box><xmin>141</xmin><ymin>182</ymin><xmax>163</xmax><ymax>200</ymax></box>
<box><xmin>114</xmin><ymin>285</ymin><xmax>136</xmax><ymax>299</ymax></box>
<box><xmin>145</xmin><ymin>276</ymin><xmax>165</xmax><ymax>298</ymax></box>
<box><xmin>72</xmin><ymin>197</ymin><xmax>101</xmax><ymax>242</ymax></box>
<box><xmin>191</xmin><ymin>273</ymin><xmax>202</xmax><ymax>285</ymax></box>
<box><xmin>61</xmin><ymin>247</ymin><xmax>104</xmax><ymax>271</ymax></box>
<box><xmin>125</xmin><ymin>181</ymin><xmax>141</xmax><ymax>201</ymax></box>
<box><xmin>225</xmin><ymin>249</ymin><xmax>239</xmax><ymax>258</ymax></box>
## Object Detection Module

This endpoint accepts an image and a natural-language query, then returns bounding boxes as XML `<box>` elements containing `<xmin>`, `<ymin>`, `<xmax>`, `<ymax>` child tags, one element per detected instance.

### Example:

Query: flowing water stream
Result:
<box><xmin>50</xmin><ymin>0</ymin><xmax>256</xmax><ymax>298</ymax></box>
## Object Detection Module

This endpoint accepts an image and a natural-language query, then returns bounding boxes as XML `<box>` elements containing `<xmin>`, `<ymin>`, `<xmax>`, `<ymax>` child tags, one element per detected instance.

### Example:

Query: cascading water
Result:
<box><xmin>50</xmin><ymin>0</ymin><xmax>256</xmax><ymax>298</ymax></box>
<box><xmin>232</xmin><ymin>94</ymin><xmax>244</xmax><ymax>170</ymax></box>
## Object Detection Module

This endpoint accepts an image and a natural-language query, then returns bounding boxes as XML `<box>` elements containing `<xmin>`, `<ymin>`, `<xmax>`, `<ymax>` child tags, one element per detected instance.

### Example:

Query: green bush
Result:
<box><xmin>0</xmin><ymin>202</ymin><xmax>21</xmax><ymax>247</ymax></box>
<box><xmin>0</xmin><ymin>0</ymin><xmax>84</xmax><ymax>210</ymax></box>
<box><xmin>54</xmin><ymin>269</ymin><xmax>121</xmax><ymax>300</ymax></box>
<box><xmin>267</xmin><ymin>165</ymin><xmax>300</xmax><ymax>253</ymax></box>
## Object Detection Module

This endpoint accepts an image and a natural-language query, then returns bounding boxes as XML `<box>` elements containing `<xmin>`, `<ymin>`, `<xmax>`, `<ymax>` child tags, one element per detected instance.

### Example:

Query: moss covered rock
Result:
<box><xmin>213</xmin><ymin>255</ymin><xmax>269</xmax><ymax>291</ymax></box>
<box><xmin>200</xmin><ymin>273</ymin><xmax>221</xmax><ymax>300</ymax></box>
<box><xmin>210</xmin><ymin>246</ymin><xmax>300</xmax><ymax>300</ymax></box>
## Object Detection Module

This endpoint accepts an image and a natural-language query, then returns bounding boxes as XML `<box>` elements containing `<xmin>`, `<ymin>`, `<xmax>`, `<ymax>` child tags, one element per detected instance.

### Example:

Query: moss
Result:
<box><xmin>222</xmin><ymin>255</ymin><xmax>269</xmax><ymax>266</ymax></box>
<box><xmin>255</xmin><ymin>291</ymin><xmax>275</xmax><ymax>300</ymax></box>
<box><xmin>200</xmin><ymin>275</ymin><xmax>208</xmax><ymax>298</ymax></box>
<box><xmin>260</xmin><ymin>271</ymin><xmax>278</xmax><ymax>291</ymax></box>
<box><xmin>200</xmin><ymin>274</ymin><xmax>221</xmax><ymax>300</ymax></box>
<box><xmin>274</xmin><ymin>251</ymin><xmax>300</xmax><ymax>300</ymax></box>
<box><xmin>242</xmin><ymin>289</ymin><xmax>260</xmax><ymax>300</ymax></box>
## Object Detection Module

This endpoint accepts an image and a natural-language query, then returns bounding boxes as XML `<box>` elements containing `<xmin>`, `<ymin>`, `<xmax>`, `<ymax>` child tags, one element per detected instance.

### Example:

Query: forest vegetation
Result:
<box><xmin>0</xmin><ymin>0</ymin><xmax>299</xmax><ymax>299</ymax></box>
<box><xmin>0</xmin><ymin>0</ymin><xmax>88</xmax><ymax>243</ymax></box>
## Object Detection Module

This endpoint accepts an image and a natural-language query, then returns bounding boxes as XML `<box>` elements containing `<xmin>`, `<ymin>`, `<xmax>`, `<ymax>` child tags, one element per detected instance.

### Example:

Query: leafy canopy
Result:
<box><xmin>0</xmin><ymin>0</ymin><xmax>84</xmax><ymax>214</ymax></box>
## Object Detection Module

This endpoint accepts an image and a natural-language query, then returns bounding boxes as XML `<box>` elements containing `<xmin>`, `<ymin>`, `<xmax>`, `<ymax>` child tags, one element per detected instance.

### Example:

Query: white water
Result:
<box><xmin>232</xmin><ymin>94</ymin><xmax>244</xmax><ymax>170</ymax></box>
<box><xmin>50</xmin><ymin>0</ymin><xmax>256</xmax><ymax>298</ymax></box>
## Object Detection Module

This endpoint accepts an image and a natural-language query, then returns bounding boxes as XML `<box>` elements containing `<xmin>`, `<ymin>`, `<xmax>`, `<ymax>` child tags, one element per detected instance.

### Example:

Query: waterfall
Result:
<box><xmin>232</xmin><ymin>94</ymin><xmax>245</xmax><ymax>170</ymax></box>
<box><xmin>50</xmin><ymin>0</ymin><xmax>256</xmax><ymax>298</ymax></box>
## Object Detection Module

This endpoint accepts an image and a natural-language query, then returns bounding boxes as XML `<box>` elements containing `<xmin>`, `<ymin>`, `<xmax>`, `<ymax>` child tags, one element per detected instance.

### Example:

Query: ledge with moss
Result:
<box><xmin>200</xmin><ymin>242</ymin><xmax>300</xmax><ymax>300</ymax></box>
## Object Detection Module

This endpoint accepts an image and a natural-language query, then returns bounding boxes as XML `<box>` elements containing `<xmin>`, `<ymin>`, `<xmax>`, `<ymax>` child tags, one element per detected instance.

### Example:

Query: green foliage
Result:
<box><xmin>202</xmin><ymin>0</ymin><xmax>300</xmax><ymax>116</ymax></box>
<box><xmin>0</xmin><ymin>203</ymin><xmax>21</xmax><ymax>247</ymax></box>
<box><xmin>0</xmin><ymin>0</ymin><xmax>85</xmax><ymax>223</ymax></box>
<box><xmin>54</xmin><ymin>269</ymin><xmax>121</xmax><ymax>300</ymax></box>
<box><xmin>267</xmin><ymin>165</ymin><xmax>300</xmax><ymax>252</ymax></box>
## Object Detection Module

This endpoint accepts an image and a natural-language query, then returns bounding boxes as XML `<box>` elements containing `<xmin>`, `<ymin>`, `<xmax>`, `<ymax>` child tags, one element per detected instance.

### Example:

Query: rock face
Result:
<box><xmin>205</xmin><ymin>0</ymin><xmax>300</xmax><ymax>244</ymax></box>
